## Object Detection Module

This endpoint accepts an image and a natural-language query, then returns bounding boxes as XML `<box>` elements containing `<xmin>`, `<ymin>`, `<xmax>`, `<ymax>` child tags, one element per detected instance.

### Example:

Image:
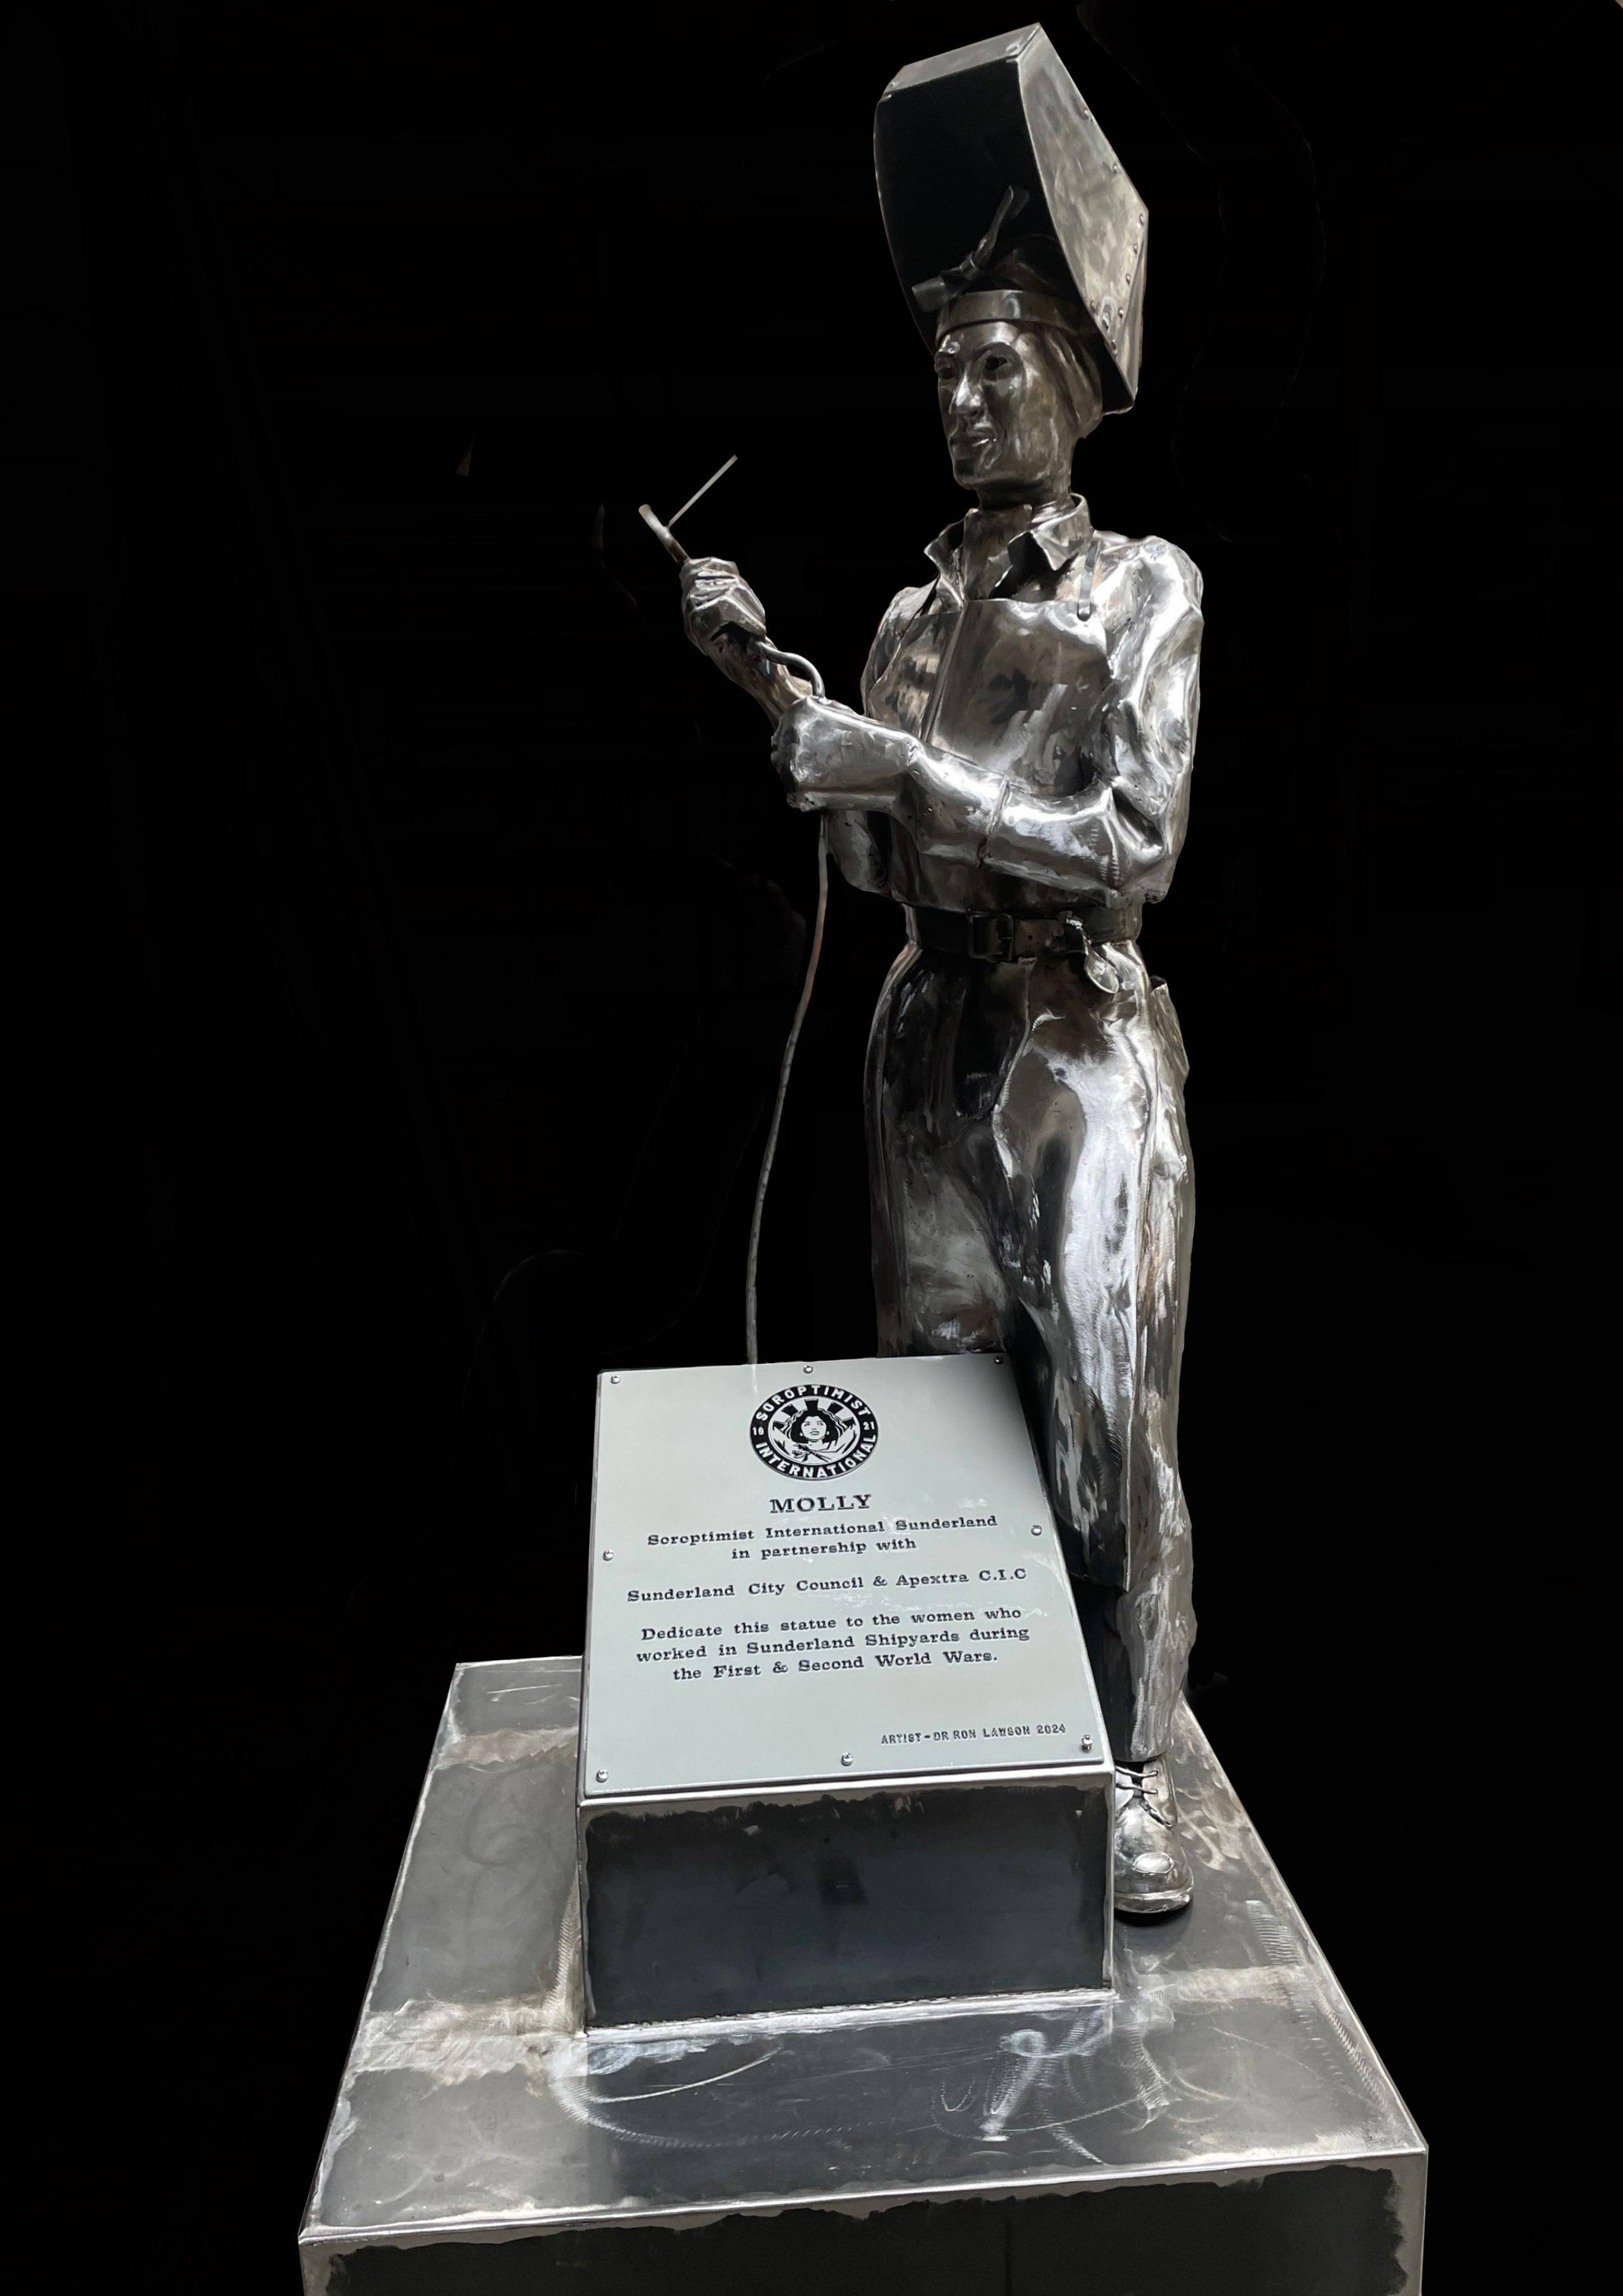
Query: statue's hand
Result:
<box><xmin>680</xmin><ymin>555</ymin><xmax>770</xmax><ymax>691</ymax></box>
<box><xmin>772</xmin><ymin>697</ymin><xmax>912</xmax><ymax>810</ymax></box>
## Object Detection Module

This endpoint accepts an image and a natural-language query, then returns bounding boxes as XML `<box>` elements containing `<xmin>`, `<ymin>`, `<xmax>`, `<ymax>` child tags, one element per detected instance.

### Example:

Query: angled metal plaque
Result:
<box><xmin>581</xmin><ymin>1352</ymin><xmax>1106</xmax><ymax>1799</ymax></box>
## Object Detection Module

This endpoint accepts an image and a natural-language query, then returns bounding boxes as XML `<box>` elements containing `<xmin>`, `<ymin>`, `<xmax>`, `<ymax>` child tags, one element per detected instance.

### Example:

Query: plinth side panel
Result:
<box><xmin>581</xmin><ymin>1777</ymin><xmax>1109</xmax><ymax>2024</ymax></box>
<box><xmin>325</xmin><ymin>2164</ymin><xmax>1410</xmax><ymax>2293</ymax></box>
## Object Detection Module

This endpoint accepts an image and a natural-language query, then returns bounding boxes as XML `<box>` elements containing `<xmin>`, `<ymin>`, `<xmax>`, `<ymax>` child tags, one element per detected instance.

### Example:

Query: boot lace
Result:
<box><xmin>1115</xmin><ymin>1761</ymin><xmax>1168</xmax><ymax>1822</ymax></box>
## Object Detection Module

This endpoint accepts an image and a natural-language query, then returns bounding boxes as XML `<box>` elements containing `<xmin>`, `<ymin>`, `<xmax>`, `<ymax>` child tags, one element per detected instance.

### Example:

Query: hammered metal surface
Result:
<box><xmin>301</xmin><ymin>1659</ymin><xmax>1423</xmax><ymax>2293</ymax></box>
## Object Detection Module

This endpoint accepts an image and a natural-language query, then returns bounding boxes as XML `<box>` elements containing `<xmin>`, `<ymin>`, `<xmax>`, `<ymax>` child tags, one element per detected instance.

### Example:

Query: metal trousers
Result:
<box><xmin>865</xmin><ymin>938</ymin><xmax>1195</xmax><ymax>1761</ymax></box>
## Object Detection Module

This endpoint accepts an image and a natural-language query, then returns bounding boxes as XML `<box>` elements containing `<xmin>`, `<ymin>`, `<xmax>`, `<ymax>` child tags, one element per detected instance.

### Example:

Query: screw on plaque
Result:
<box><xmin>839</xmin><ymin>1753</ymin><xmax>853</xmax><ymax>1767</ymax></box>
<box><xmin>602</xmin><ymin>1550</ymin><xmax>613</xmax><ymax>1560</ymax></box>
<box><xmin>595</xmin><ymin>1770</ymin><xmax>608</xmax><ymax>1782</ymax></box>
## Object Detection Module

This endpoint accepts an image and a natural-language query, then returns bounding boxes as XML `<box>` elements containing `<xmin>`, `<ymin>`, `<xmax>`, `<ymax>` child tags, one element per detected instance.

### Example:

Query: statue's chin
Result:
<box><xmin>950</xmin><ymin>438</ymin><xmax>1000</xmax><ymax>483</ymax></box>
<box><xmin>952</xmin><ymin>444</ymin><xmax>1055</xmax><ymax>500</ymax></box>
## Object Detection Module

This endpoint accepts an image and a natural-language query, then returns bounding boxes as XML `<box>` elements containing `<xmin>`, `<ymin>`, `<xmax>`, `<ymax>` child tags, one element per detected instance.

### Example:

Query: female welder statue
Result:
<box><xmin>679</xmin><ymin>30</ymin><xmax>1203</xmax><ymax>1916</ymax></box>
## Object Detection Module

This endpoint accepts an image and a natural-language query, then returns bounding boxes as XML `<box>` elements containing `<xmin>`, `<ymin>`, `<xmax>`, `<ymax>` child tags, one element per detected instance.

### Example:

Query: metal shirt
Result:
<box><xmin>829</xmin><ymin>495</ymin><xmax>1203</xmax><ymax>923</ymax></box>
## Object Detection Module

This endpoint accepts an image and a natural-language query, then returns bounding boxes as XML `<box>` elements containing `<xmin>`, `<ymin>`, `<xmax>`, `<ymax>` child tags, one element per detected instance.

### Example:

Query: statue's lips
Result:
<box><xmin>950</xmin><ymin>429</ymin><xmax>998</xmax><ymax>455</ymax></box>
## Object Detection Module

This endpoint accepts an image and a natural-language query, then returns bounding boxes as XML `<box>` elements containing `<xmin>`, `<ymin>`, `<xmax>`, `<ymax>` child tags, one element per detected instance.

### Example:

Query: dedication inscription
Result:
<box><xmin>581</xmin><ymin>1352</ymin><xmax>1106</xmax><ymax>1799</ymax></box>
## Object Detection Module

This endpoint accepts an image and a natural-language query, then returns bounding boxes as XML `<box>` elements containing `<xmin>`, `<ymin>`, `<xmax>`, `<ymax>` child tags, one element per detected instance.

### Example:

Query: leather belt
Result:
<box><xmin>905</xmin><ymin>904</ymin><xmax>1141</xmax><ymax>963</ymax></box>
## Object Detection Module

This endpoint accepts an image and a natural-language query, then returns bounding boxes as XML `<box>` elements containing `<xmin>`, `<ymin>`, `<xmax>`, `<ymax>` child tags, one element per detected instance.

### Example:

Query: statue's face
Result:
<box><xmin>934</xmin><ymin>320</ymin><xmax>1083</xmax><ymax>502</ymax></box>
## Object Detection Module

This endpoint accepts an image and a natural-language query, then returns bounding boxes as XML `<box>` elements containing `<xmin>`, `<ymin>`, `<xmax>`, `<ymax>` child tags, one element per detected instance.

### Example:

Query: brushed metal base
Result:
<box><xmin>300</xmin><ymin>1657</ymin><xmax>1425</xmax><ymax>2295</ymax></box>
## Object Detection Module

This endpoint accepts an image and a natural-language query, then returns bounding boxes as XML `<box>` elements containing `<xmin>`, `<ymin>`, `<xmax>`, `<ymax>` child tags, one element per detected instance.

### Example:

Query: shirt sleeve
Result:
<box><xmin>895</xmin><ymin>539</ymin><xmax>1204</xmax><ymax>905</ymax></box>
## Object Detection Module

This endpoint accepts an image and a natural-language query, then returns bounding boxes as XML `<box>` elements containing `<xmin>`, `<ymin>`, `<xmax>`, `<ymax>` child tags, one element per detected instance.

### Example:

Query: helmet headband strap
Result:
<box><xmin>934</xmin><ymin>289</ymin><xmax>1087</xmax><ymax>341</ymax></box>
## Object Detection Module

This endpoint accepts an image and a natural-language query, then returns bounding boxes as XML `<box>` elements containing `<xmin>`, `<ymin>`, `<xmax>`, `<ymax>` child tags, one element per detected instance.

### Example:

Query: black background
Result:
<box><xmin>16</xmin><ymin>1</ymin><xmax>1609</xmax><ymax>2285</ymax></box>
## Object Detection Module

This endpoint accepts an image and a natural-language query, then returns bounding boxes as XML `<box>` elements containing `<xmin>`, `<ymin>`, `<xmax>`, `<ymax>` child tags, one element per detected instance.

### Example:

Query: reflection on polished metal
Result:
<box><xmin>675</xmin><ymin>26</ymin><xmax>1201</xmax><ymax>1907</ymax></box>
<box><xmin>298</xmin><ymin>1658</ymin><xmax>1426</xmax><ymax>2295</ymax></box>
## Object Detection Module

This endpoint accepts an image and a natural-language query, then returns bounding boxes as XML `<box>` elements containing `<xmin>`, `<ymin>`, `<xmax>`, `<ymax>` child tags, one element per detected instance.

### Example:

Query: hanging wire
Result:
<box><xmin>635</xmin><ymin>465</ymin><xmax>829</xmax><ymax>1364</ymax></box>
<box><xmin>746</xmin><ymin>812</ymin><xmax>830</xmax><ymax>1365</ymax></box>
<box><xmin>744</xmin><ymin>644</ymin><xmax>830</xmax><ymax>1364</ymax></box>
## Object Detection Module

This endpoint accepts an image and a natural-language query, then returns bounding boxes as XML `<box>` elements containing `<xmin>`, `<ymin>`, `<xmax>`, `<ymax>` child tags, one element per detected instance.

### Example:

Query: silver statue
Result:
<box><xmin>676</xmin><ymin>28</ymin><xmax>1202</xmax><ymax>1916</ymax></box>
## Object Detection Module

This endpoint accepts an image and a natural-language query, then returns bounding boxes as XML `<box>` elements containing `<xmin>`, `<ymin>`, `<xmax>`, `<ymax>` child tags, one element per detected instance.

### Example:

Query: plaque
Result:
<box><xmin>581</xmin><ymin>1351</ymin><xmax>1104</xmax><ymax>1794</ymax></box>
<box><xmin>577</xmin><ymin>1354</ymin><xmax>1113</xmax><ymax>2026</ymax></box>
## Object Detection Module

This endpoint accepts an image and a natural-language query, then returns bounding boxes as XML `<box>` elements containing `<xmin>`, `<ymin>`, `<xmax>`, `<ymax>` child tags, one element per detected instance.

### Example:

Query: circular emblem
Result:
<box><xmin>749</xmin><ymin>1383</ymin><xmax>879</xmax><ymax>1480</ymax></box>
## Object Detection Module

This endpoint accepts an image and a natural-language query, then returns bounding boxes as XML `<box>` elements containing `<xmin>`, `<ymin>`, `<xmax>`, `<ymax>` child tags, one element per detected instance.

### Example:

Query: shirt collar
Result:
<box><xmin>1026</xmin><ymin>494</ymin><xmax>1094</xmax><ymax>569</ymax></box>
<box><xmin>923</xmin><ymin>494</ymin><xmax>1094</xmax><ymax>589</ymax></box>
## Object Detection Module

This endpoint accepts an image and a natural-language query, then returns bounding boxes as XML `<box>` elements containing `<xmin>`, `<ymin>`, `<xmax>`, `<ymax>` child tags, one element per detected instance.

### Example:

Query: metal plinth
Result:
<box><xmin>300</xmin><ymin>1657</ymin><xmax>1425</xmax><ymax>2295</ymax></box>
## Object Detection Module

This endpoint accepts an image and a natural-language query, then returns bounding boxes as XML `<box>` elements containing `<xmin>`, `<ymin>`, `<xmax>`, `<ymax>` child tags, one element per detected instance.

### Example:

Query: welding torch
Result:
<box><xmin>638</xmin><ymin>457</ymin><xmax>825</xmax><ymax>712</ymax></box>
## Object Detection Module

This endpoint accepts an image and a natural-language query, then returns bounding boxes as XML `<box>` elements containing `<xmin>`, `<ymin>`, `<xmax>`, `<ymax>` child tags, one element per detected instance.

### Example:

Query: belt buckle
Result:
<box><xmin>967</xmin><ymin>912</ymin><xmax>1016</xmax><ymax>961</ymax></box>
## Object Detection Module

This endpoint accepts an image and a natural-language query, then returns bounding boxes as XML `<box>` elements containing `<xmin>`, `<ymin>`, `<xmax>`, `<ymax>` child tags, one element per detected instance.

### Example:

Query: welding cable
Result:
<box><xmin>745</xmin><ymin>645</ymin><xmax>830</xmax><ymax>1365</ymax></box>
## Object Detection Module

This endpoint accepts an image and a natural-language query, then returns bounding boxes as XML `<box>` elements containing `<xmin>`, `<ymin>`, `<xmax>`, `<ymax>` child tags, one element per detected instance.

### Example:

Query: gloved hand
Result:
<box><xmin>679</xmin><ymin>555</ymin><xmax>770</xmax><ymax>691</ymax></box>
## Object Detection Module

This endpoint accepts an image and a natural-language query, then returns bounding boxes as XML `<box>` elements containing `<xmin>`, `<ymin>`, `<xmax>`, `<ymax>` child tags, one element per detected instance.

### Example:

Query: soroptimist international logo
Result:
<box><xmin>749</xmin><ymin>1383</ymin><xmax>879</xmax><ymax>1481</ymax></box>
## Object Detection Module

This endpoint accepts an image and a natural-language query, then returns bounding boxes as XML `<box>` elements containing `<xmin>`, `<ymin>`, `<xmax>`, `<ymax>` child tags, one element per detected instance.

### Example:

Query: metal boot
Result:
<box><xmin>1113</xmin><ymin>1755</ymin><xmax>1193</xmax><ymax>1916</ymax></box>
